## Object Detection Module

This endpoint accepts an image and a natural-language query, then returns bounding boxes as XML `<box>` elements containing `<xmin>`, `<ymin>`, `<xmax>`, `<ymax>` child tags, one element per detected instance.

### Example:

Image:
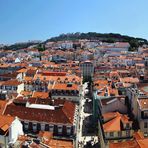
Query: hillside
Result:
<box><xmin>0</xmin><ymin>41</ymin><xmax>41</xmax><ymax>51</ymax></box>
<box><xmin>47</xmin><ymin>32</ymin><xmax>148</xmax><ymax>50</ymax></box>
<box><xmin>1</xmin><ymin>32</ymin><xmax>148</xmax><ymax>51</ymax></box>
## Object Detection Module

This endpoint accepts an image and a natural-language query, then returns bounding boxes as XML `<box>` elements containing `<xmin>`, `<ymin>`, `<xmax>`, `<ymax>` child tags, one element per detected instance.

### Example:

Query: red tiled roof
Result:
<box><xmin>137</xmin><ymin>139</ymin><xmax>148</xmax><ymax>148</ymax></box>
<box><xmin>109</xmin><ymin>140</ymin><xmax>140</xmax><ymax>148</ymax></box>
<box><xmin>42</xmin><ymin>71</ymin><xmax>67</xmax><ymax>76</ymax></box>
<box><xmin>48</xmin><ymin>139</ymin><xmax>73</xmax><ymax>148</ymax></box>
<box><xmin>38</xmin><ymin>131</ymin><xmax>53</xmax><ymax>141</ymax></box>
<box><xmin>0</xmin><ymin>115</ymin><xmax>14</xmax><ymax>133</ymax></box>
<box><xmin>51</xmin><ymin>83</ymin><xmax>79</xmax><ymax>91</ymax></box>
<box><xmin>24</xmin><ymin>76</ymin><xmax>33</xmax><ymax>81</ymax></box>
<box><xmin>0</xmin><ymin>100</ymin><xmax>8</xmax><ymax>115</ymax></box>
<box><xmin>103</xmin><ymin>114</ymin><xmax>121</xmax><ymax>132</ymax></box>
<box><xmin>103</xmin><ymin>112</ymin><xmax>132</xmax><ymax>132</ymax></box>
<box><xmin>109</xmin><ymin>132</ymin><xmax>148</xmax><ymax>148</ymax></box>
<box><xmin>26</xmin><ymin>69</ymin><xmax>37</xmax><ymax>76</ymax></box>
<box><xmin>103</xmin><ymin>112</ymin><xmax>117</xmax><ymax>121</ymax></box>
<box><xmin>20</xmin><ymin>91</ymin><xmax>32</xmax><ymax>97</ymax></box>
<box><xmin>62</xmin><ymin>101</ymin><xmax>76</xmax><ymax>124</ymax></box>
<box><xmin>38</xmin><ymin>131</ymin><xmax>73</xmax><ymax>148</ymax></box>
<box><xmin>1</xmin><ymin>79</ymin><xmax>22</xmax><ymax>86</ymax></box>
<box><xmin>17</xmin><ymin>68</ymin><xmax>27</xmax><ymax>73</ymax></box>
<box><xmin>4</xmin><ymin>101</ymin><xmax>75</xmax><ymax>125</ymax></box>
<box><xmin>133</xmin><ymin>131</ymin><xmax>144</xmax><ymax>140</ymax></box>
<box><xmin>32</xmin><ymin>92</ymin><xmax>49</xmax><ymax>99</ymax></box>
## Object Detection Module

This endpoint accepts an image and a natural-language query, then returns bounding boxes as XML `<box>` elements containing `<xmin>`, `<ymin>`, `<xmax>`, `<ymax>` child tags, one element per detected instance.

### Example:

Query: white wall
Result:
<box><xmin>16</xmin><ymin>73</ymin><xmax>23</xmax><ymax>81</ymax></box>
<box><xmin>17</xmin><ymin>83</ymin><xmax>24</xmax><ymax>94</ymax></box>
<box><xmin>9</xmin><ymin>117</ymin><xmax>24</xmax><ymax>144</ymax></box>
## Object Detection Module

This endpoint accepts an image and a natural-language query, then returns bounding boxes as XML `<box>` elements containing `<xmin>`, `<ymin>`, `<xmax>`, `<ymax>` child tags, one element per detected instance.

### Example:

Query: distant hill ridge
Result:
<box><xmin>47</xmin><ymin>32</ymin><xmax>146</xmax><ymax>42</ymax></box>
<box><xmin>1</xmin><ymin>32</ymin><xmax>148</xmax><ymax>50</ymax></box>
<box><xmin>0</xmin><ymin>41</ymin><xmax>41</xmax><ymax>51</ymax></box>
<box><xmin>49</xmin><ymin>32</ymin><xmax>146</xmax><ymax>41</ymax></box>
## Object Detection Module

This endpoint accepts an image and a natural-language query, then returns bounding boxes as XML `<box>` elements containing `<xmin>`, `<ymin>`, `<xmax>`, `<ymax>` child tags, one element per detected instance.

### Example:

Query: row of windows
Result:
<box><xmin>0</xmin><ymin>86</ymin><xmax>17</xmax><ymax>90</ymax></box>
<box><xmin>24</xmin><ymin>122</ymin><xmax>71</xmax><ymax>134</ymax></box>
<box><xmin>109</xmin><ymin>131</ymin><xmax>130</xmax><ymax>137</ymax></box>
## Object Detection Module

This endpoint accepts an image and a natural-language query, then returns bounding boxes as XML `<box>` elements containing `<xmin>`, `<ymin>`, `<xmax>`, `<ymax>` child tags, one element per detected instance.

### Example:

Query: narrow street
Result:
<box><xmin>76</xmin><ymin>82</ymin><xmax>98</xmax><ymax>148</ymax></box>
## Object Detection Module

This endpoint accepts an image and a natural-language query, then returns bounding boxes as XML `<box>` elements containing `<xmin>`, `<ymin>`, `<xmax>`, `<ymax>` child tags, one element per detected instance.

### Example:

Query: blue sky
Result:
<box><xmin>0</xmin><ymin>0</ymin><xmax>148</xmax><ymax>44</ymax></box>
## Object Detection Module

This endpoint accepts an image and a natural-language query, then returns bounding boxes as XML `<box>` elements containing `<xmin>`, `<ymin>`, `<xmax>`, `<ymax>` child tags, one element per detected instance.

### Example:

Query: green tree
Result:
<box><xmin>37</xmin><ymin>44</ymin><xmax>45</xmax><ymax>51</ymax></box>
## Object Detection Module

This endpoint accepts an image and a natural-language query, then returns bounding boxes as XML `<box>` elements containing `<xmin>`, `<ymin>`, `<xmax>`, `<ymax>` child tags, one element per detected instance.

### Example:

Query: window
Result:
<box><xmin>126</xmin><ymin>123</ymin><xmax>130</xmax><ymax>129</ymax></box>
<box><xmin>66</xmin><ymin>126</ymin><xmax>71</xmax><ymax>135</ymax></box>
<box><xmin>144</xmin><ymin>112</ymin><xmax>148</xmax><ymax>118</ymax></box>
<box><xmin>13</xmin><ymin>86</ymin><xmax>17</xmax><ymax>90</ymax></box>
<box><xmin>58</xmin><ymin>125</ymin><xmax>63</xmax><ymax>134</ymax></box>
<box><xmin>24</xmin><ymin>122</ymin><xmax>28</xmax><ymax>125</ymax></box>
<box><xmin>41</xmin><ymin>124</ymin><xmax>45</xmax><ymax>131</ymax></box>
<box><xmin>126</xmin><ymin>131</ymin><xmax>130</xmax><ymax>136</ymax></box>
<box><xmin>110</xmin><ymin>132</ymin><xmax>114</xmax><ymax>137</ymax></box>
<box><xmin>118</xmin><ymin>131</ymin><xmax>121</xmax><ymax>137</ymax></box>
<box><xmin>144</xmin><ymin>122</ymin><xmax>148</xmax><ymax>128</ymax></box>
<box><xmin>49</xmin><ymin>125</ymin><xmax>54</xmax><ymax>132</ymax></box>
<box><xmin>24</xmin><ymin>122</ymin><xmax>29</xmax><ymax>130</ymax></box>
<box><xmin>5</xmin><ymin>86</ymin><xmax>12</xmax><ymax>90</ymax></box>
<box><xmin>32</xmin><ymin>123</ymin><xmax>37</xmax><ymax>131</ymax></box>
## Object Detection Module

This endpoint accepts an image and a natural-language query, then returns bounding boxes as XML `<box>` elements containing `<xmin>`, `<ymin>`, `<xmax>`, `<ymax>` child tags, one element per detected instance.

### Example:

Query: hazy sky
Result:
<box><xmin>0</xmin><ymin>0</ymin><xmax>148</xmax><ymax>44</ymax></box>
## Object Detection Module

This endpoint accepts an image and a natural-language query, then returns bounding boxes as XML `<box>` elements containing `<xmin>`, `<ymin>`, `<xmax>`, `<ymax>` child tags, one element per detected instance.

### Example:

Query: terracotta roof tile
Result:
<box><xmin>48</xmin><ymin>139</ymin><xmax>73</xmax><ymax>148</ymax></box>
<box><xmin>17</xmin><ymin>68</ymin><xmax>27</xmax><ymax>73</ymax></box>
<box><xmin>20</xmin><ymin>91</ymin><xmax>32</xmax><ymax>97</ymax></box>
<box><xmin>109</xmin><ymin>134</ymin><xmax>148</xmax><ymax>148</ymax></box>
<box><xmin>0</xmin><ymin>100</ymin><xmax>8</xmax><ymax>115</ymax></box>
<box><xmin>51</xmin><ymin>83</ymin><xmax>79</xmax><ymax>91</ymax></box>
<box><xmin>62</xmin><ymin>101</ymin><xmax>76</xmax><ymax>124</ymax></box>
<box><xmin>103</xmin><ymin>112</ymin><xmax>132</xmax><ymax>132</ymax></box>
<box><xmin>24</xmin><ymin>76</ymin><xmax>33</xmax><ymax>81</ymax></box>
<box><xmin>1</xmin><ymin>79</ymin><xmax>22</xmax><ymax>86</ymax></box>
<box><xmin>4</xmin><ymin>101</ymin><xmax>75</xmax><ymax>125</ymax></box>
<box><xmin>137</xmin><ymin>139</ymin><xmax>148</xmax><ymax>148</ymax></box>
<box><xmin>103</xmin><ymin>112</ymin><xmax>117</xmax><ymax>121</ymax></box>
<box><xmin>109</xmin><ymin>140</ymin><xmax>140</xmax><ymax>148</ymax></box>
<box><xmin>103</xmin><ymin>114</ymin><xmax>121</xmax><ymax>132</ymax></box>
<box><xmin>133</xmin><ymin>131</ymin><xmax>144</xmax><ymax>140</ymax></box>
<box><xmin>0</xmin><ymin>115</ymin><xmax>14</xmax><ymax>133</ymax></box>
<box><xmin>32</xmin><ymin>92</ymin><xmax>49</xmax><ymax>99</ymax></box>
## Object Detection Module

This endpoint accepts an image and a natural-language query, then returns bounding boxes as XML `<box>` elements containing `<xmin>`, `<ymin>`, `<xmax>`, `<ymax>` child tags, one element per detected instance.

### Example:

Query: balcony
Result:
<box><xmin>141</xmin><ymin>111</ymin><xmax>148</xmax><ymax>119</ymax></box>
<box><xmin>51</xmin><ymin>90</ymin><xmax>79</xmax><ymax>96</ymax></box>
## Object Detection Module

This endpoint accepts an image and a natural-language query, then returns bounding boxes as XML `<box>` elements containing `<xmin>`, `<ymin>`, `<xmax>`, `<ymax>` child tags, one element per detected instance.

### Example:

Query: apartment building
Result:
<box><xmin>80</xmin><ymin>60</ymin><xmax>94</xmax><ymax>79</ymax></box>
<box><xmin>4</xmin><ymin>100</ymin><xmax>77</xmax><ymax>137</ymax></box>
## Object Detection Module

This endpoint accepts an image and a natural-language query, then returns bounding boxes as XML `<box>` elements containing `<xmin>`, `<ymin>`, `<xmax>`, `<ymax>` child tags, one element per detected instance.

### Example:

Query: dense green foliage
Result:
<box><xmin>47</xmin><ymin>32</ymin><xmax>148</xmax><ymax>50</ymax></box>
<box><xmin>36</xmin><ymin>44</ymin><xmax>45</xmax><ymax>51</ymax></box>
<box><xmin>1</xmin><ymin>42</ymin><xmax>40</xmax><ymax>51</ymax></box>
